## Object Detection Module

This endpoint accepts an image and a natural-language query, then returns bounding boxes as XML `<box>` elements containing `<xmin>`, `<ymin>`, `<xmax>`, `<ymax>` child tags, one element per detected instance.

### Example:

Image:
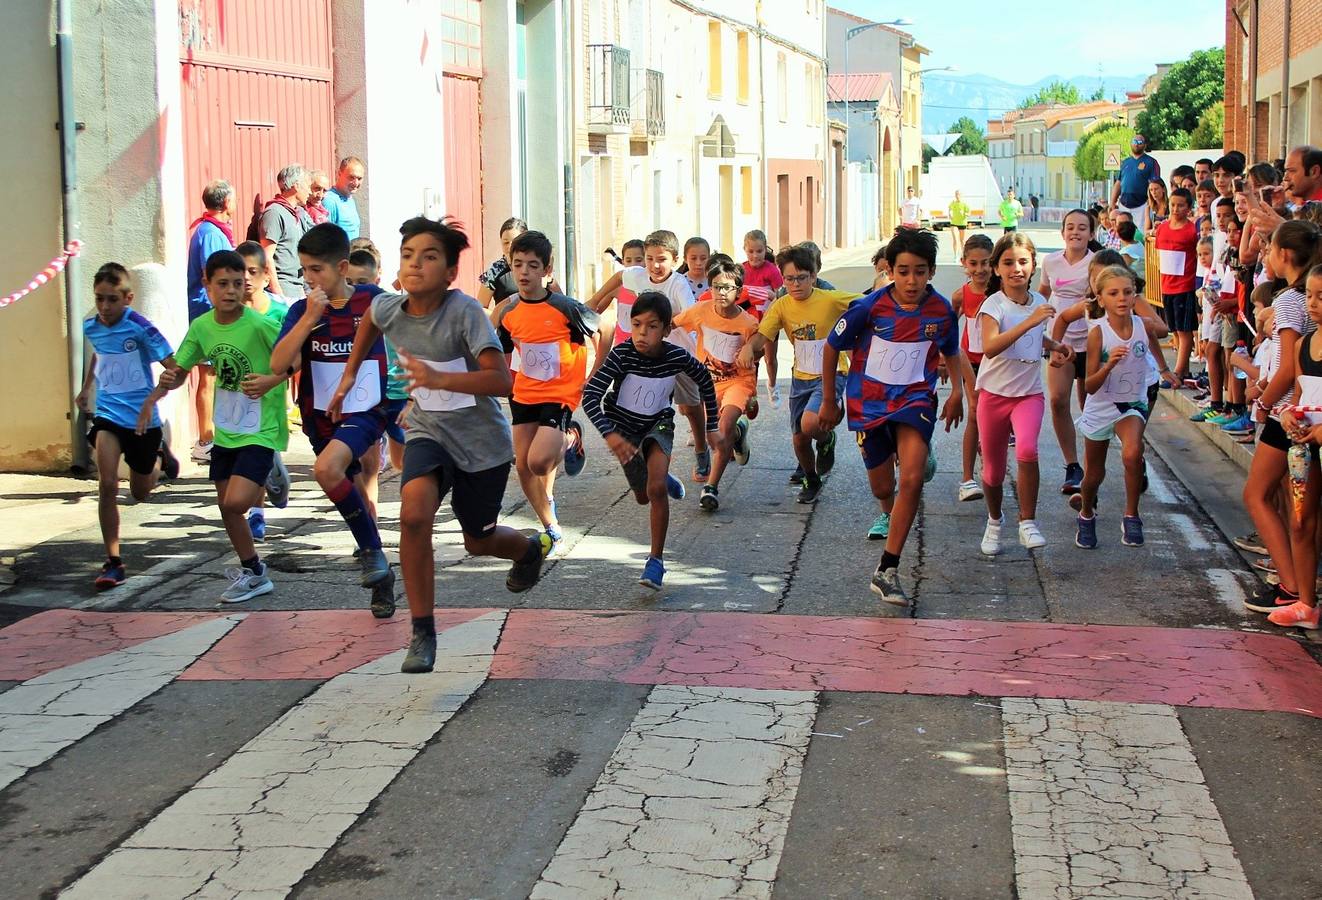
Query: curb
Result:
<box><xmin>1158</xmin><ymin>384</ymin><xmax>1255</xmax><ymax>473</ymax></box>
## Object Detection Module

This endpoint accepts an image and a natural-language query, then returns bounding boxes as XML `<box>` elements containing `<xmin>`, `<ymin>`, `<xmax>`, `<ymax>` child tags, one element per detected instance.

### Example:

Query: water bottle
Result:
<box><xmin>1233</xmin><ymin>340</ymin><xmax>1249</xmax><ymax>381</ymax></box>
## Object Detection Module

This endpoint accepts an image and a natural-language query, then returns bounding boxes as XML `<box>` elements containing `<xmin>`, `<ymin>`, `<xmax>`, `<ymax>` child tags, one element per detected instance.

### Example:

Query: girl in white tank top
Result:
<box><xmin>1072</xmin><ymin>265</ymin><xmax>1161</xmax><ymax>550</ymax></box>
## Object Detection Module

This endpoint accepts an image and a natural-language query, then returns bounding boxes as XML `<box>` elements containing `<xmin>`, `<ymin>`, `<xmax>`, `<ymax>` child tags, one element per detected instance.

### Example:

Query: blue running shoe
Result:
<box><xmin>247</xmin><ymin>509</ymin><xmax>267</xmax><ymax>541</ymax></box>
<box><xmin>1121</xmin><ymin>515</ymin><xmax>1144</xmax><ymax>547</ymax></box>
<box><xmin>1220</xmin><ymin>414</ymin><xmax>1254</xmax><ymax>435</ymax></box>
<box><xmin>1075</xmin><ymin>514</ymin><xmax>1097</xmax><ymax>549</ymax></box>
<box><xmin>564</xmin><ymin>420</ymin><xmax>586</xmax><ymax>477</ymax></box>
<box><xmin>639</xmin><ymin>556</ymin><xmax>666</xmax><ymax>590</ymax></box>
<box><xmin>666</xmin><ymin>474</ymin><xmax>685</xmax><ymax>500</ymax></box>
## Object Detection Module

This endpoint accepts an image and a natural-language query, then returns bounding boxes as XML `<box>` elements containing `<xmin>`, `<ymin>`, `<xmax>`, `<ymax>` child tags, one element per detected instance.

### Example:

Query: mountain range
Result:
<box><xmin>921</xmin><ymin>72</ymin><xmax>1151</xmax><ymax>133</ymax></box>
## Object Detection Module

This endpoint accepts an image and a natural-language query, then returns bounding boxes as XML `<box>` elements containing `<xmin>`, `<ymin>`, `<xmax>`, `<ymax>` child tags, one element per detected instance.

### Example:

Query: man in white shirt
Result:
<box><xmin>900</xmin><ymin>187</ymin><xmax>923</xmax><ymax>229</ymax></box>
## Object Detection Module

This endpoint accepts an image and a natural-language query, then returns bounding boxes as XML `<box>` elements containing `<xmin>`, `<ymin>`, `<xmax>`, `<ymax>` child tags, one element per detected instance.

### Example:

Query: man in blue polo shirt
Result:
<box><xmin>186</xmin><ymin>180</ymin><xmax>236</xmax><ymax>321</ymax></box>
<box><xmin>322</xmin><ymin>156</ymin><xmax>365</xmax><ymax>240</ymax></box>
<box><xmin>1109</xmin><ymin>134</ymin><xmax>1161</xmax><ymax>226</ymax></box>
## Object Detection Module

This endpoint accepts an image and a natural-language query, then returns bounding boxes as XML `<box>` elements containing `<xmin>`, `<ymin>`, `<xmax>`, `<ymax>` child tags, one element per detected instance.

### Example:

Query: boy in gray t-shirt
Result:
<box><xmin>331</xmin><ymin>217</ymin><xmax>552</xmax><ymax>674</ymax></box>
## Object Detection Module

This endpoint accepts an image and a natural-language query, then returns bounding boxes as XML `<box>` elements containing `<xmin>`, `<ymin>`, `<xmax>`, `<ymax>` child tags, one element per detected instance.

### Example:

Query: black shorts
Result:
<box><xmin>209</xmin><ymin>444</ymin><xmax>276</xmax><ymax>485</ymax></box>
<box><xmin>87</xmin><ymin>418</ymin><xmax>162</xmax><ymax>476</ymax></box>
<box><xmin>510</xmin><ymin>399</ymin><xmax>573</xmax><ymax>430</ymax></box>
<box><xmin>1162</xmin><ymin>292</ymin><xmax>1199</xmax><ymax>333</ymax></box>
<box><xmin>1072</xmin><ymin>350</ymin><xmax>1089</xmax><ymax>381</ymax></box>
<box><xmin>1260</xmin><ymin>417</ymin><xmax>1289</xmax><ymax>452</ymax></box>
<box><xmin>400</xmin><ymin>438</ymin><xmax>511</xmax><ymax>539</ymax></box>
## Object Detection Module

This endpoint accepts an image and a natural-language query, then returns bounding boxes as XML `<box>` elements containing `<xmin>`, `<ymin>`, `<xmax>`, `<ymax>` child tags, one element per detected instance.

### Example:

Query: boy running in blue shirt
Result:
<box><xmin>77</xmin><ymin>263</ymin><xmax>180</xmax><ymax>589</ymax></box>
<box><xmin>271</xmin><ymin>223</ymin><xmax>396</xmax><ymax>618</ymax></box>
<box><xmin>820</xmin><ymin>229</ymin><xmax>964</xmax><ymax>605</ymax></box>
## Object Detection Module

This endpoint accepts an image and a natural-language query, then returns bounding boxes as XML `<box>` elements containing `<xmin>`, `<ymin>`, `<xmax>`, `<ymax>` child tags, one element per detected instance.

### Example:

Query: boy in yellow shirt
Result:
<box><xmin>738</xmin><ymin>244</ymin><xmax>859</xmax><ymax>503</ymax></box>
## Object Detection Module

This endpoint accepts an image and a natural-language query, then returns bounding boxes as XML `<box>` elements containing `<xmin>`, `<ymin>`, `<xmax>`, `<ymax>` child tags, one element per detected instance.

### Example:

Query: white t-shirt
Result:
<box><xmin>1039</xmin><ymin>250</ymin><xmax>1093</xmax><ymax>352</ymax></box>
<box><xmin>975</xmin><ymin>290</ymin><xmax>1050</xmax><ymax>398</ymax></box>
<box><xmin>901</xmin><ymin>197</ymin><xmax>923</xmax><ymax>226</ymax></box>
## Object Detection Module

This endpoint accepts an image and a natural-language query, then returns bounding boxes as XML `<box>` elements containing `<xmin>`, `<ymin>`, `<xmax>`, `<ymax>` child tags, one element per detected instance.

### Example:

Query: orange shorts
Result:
<box><xmin>715</xmin><ymin>376</ymin><xmax>756</xmax><ymax>413</ymax></box>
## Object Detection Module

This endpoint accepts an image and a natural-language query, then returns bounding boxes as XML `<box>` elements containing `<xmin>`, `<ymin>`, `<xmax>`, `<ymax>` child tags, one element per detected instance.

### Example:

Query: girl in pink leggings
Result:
<box><xmin>975</xmin><ymin>233</ymin><xmax>1076</xmax><ymax>554</ymax></box>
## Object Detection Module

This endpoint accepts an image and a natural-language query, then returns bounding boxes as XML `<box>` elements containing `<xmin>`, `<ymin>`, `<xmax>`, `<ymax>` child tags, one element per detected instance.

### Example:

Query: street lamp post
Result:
<box><xmin>842</xmin><ymin>18</ymin><xmax>909</xmax><ymax>242</ymax></box>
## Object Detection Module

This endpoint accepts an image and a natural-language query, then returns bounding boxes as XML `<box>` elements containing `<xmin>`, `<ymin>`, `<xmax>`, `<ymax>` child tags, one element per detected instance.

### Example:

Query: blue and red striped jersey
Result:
<box><xmin>827</xmin><ymin>284</ymin><xmax>958</xmax><ymax>431</ymax></box>
<box><xmin>279</xmin><ymin>283</ymin><xmax>387</xmax><ymax>425</ymax></box>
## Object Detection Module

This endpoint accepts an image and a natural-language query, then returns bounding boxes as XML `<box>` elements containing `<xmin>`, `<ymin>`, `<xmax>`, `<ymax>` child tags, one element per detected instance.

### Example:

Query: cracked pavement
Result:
<box><xmin>1</xmin><ymin>250</ymin><xmax>1320</xmax><ymax>898</ymax></box>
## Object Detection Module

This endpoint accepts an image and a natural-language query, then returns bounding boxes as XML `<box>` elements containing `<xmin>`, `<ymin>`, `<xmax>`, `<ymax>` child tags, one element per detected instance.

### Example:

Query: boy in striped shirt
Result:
<box><xmin>581</xmin><ymin>291</ymin><xmax>720</xmax><ymax>589</ymax></box>
<box><xmin>820</xmin><ymin>228</ymin><xmax>964</xmax><ymax>606</ymax></box>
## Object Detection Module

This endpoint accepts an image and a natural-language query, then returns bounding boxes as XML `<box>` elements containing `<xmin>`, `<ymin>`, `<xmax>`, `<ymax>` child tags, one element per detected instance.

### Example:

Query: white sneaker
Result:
<box><xmin>980</xmin><ymin>516</ymin><xmax>1003</xmax><ymax>556</ymax></box>
<box><xmin>958</xmin><ymin>479</ymin><xmax>983</xmax><ymax>502</ymax></box>
<box><xmin>1018</xmin><ymin>519</ymin><xmax>1046</xmax><ymax>549</ymax></box>
<box><xmin>219</xmin><ymin>564</ymin><xmax>274</xmax><ymax>603</ymax></box>
<box><xmin>191</xmin><ymin>440</ymin><xmax>213</xmax><ymax>463</ymax></box>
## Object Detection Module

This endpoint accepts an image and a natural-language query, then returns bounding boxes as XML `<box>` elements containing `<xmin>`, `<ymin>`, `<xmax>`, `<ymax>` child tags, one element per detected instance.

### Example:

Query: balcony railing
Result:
<box><xmin>630</xmin><ymin>68</ymin><xmax>665</xmax><ymax>138</ymax></box>
<box><xmin>587</xmin><ymin>44</ymin><xmax>631</xmax><ymax>134</ymax></box>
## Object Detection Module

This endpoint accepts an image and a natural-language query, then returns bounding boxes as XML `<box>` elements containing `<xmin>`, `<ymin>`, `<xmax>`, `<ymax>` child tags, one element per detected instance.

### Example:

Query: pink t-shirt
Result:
<box><xmin>741</xmin><ymin>260</ymin><xmax>784</xmax><ymax>314</ymax></box>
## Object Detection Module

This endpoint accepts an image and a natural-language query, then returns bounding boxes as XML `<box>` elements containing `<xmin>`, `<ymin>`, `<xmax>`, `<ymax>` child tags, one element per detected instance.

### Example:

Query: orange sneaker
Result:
<box><xmin>1267</xmin><ymin>600</ymin><xmax>1321</xmax><ymax>629</ymax></box>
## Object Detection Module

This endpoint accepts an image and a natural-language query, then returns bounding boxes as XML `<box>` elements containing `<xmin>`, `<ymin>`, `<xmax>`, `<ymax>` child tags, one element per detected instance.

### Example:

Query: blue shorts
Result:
<box><xmin>209</xmin><ymin>444</ymin><xmax>275</xmax><ymax>485</ymax></box>
<box><xmin>304</xmin><ymin>409</ymin><xmax>387</xmax><ymax>479</ymax></box>
<box><xmin>856</xmin><ymin>405</ymin><xmax>936</xmax><ymax>470</ymax></box>
<box><xmin>788</xmin><ymin>374</ymin><xmax>846</xmax><ymax>435</ymax></box>
<box><xmin>384</xmin><ymin>397</ymin><xmax>408</xmax><ymax>444</ymax></box>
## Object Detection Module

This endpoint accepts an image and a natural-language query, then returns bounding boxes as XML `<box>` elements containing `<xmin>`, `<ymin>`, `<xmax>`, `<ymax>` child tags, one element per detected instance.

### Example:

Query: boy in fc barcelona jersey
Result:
<box><xmin>820</xmin><ymin>228</ymin><xmax>964</xmax><ymax>606</ymax></box>
<box><xmin>270</xmin><ymin>222</ymin><xmax>395</xmax><ymax>617</ymax></box>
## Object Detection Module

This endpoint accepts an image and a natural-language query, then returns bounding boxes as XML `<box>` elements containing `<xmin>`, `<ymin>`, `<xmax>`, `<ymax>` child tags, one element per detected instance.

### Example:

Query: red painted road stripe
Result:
<box><xmin>489</xmin><ymin>611</ymin><xmax>1322</xmax><ymax>718</ymax></box>
<box><xmin>179</xmin><ymin>608</ymin><xmax>495</xmax><ymax>680</ymax></box>
<box><xmin>0</xmin><ymin>610</ymin><xmax>221</xmax><ymax>681</ymax></box>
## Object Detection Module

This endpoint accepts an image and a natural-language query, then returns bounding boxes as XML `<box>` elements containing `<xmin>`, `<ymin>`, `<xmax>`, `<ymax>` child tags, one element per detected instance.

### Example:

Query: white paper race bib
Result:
<box><xmin>1006</xmin><ymin>324</ymin><xmax>1044</xmax><ymax>363</ymax></box>
<box><xmin>1299</xmin><ymin>375</ymin><xmax>1322</xmax><ymax>425</ymax></box>
<box><xmin>509</xmin><ymin>346</ymin><xmax>522</xmax><ymax>373</ymax></box>
<box><xmin>1095</xmin><ymin>344</ymin><xmax>1148</xmax><ymax>403</ymax></box>
<box><xmin>616</xmin><ymin>374</ymin><xmax>675</xmax><ymax>416</ymax></box>
<box><xmin>95</xmin><ymin>351</ymin><xmax>149</xmax><ymax>394</ymax></box>
<box><xmin>864</xmin><ymin>338</ymin><xmax>930</xmax><ymax>386</ymax></box>
<box><xmin>311</xmin><ymin>360</ymin><xmax>380</xmax><ymax>412</ymax></box>
<box><xmin>1159</xmin><ymin>249</ymin><xmax>1187</xmax><ymax>277</ymax></box>
<box><xmin>614</xmin><ymin>300</ymin><xmax>634</xmax><ymax>340</ymax></box>
<box><xmin>518</xmin><ymin>341</ymin><xmax>561</xmax><ymax>382</ymax></box>
<box><xmin>213</xmin><ymin>388</ymin><xmax>262</xmax><ymax>434</ymax></box>
<box><xmin>966</xmin><ymin>316</ymin><xmax>984</xmax><ymax>354</ymax></box>
<box><xmin>793</xmin><ymin>339</ymin><xmax>826</xmax><ymax>375</ymax></box>
<box><xmin>701</xmin><ymin>325</ymin><xmax>743</xmax><ymax>364</ymax></box>
<box><xmin>412</xmin><ymin>358</ymin><xmax>477</xmax><ymax>412</ymax></box>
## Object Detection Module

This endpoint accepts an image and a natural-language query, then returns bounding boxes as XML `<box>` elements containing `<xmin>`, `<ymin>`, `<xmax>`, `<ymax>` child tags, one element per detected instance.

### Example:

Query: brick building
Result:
<box><xmin>1225</xmin><ymin>0</ymin><xmax>1322</xmax><ymax>160</ymax></box>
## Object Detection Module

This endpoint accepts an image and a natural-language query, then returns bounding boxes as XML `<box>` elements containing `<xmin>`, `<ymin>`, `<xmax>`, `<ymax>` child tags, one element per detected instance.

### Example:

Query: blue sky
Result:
<box><xmin>828</xmin><ymin>1</ymin><xmax>1225</xmax><ymax>85</ymax></box>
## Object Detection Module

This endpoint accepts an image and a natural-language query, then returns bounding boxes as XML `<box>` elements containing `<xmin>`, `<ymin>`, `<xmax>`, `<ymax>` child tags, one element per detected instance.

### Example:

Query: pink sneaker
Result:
<box><xmin>1267</xmin><ymin>600</ymin><xmax>1321</xmax><ymax>629</ymax></box>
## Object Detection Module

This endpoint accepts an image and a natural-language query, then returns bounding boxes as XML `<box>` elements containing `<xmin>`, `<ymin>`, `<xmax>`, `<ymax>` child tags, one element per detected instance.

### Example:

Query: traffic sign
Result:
<box><xmin>1103</xmin><ymin>144</ymin><xmax>1124</xmax><ymax>171</ymax></box>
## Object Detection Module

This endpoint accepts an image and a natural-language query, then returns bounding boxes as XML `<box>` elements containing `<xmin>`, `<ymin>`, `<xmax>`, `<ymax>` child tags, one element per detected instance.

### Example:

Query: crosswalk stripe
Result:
<box><xmin>531</xmin><ymin>684</ymin><xmax>816</xmax><ymax>899</ymax></box>
<box><xmin>0</xmin><ymin>610</ymin><xmax>223</xmax><ymax>681</ymax></box>
<box><xmin>1003</xmin><ymin>698</ymin><xmax>1253</xmax><ymax>900</ymax></box>
<box><xmin>0</xmin><ymin>615</ymin><xmax>242</xmax><ymax>792</ymax></box>
<box><xmin>62</xmin><ymin>611</ymin><xmax>505</xmax><ymax>900</ymax></box>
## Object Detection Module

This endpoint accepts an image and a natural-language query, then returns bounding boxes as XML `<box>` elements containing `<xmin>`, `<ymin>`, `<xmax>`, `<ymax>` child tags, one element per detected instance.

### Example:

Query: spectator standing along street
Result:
<box><xmin>306</xmin><ymin>170</ymin><xmax>331</xmax><ymax>225</ymax></box>
<box><xmin>259</xmin><ymin>164</ymin><xmax>313</xmax><ymax>298</ymax></box>
<box><xmin>184</xmin><ymin>180</ymin><xmax>236</xmax><ymax>462</ymax></box>
<box><xmin>900</xmin><ymin>187</ymin><xmax>923</xmax><ymax>229</ymax></box>
<box><xmin>1110</xmin><ymin>134</ymin><xmax>1161</xmax><ymax>226</ymax></box>
<box><xmin>999</xmin><ymin>189</ymin><xmax>1023</xmax><ymax>233</ymax></box>
<box><xmin>323</xmin><ymin>156</ymin><xmax>365</xmax><ymax>240</ymax></box>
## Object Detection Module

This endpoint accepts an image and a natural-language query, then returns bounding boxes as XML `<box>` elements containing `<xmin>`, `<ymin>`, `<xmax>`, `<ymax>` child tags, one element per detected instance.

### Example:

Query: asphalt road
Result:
<box><xmin>2</xmin><ymin>228</ymin><xmax>1320</xmax><ymax>899</ymax></box>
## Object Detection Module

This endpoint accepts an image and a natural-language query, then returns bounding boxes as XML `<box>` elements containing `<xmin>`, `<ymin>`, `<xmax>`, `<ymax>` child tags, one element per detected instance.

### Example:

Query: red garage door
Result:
<box><xmin>442</xmin><ymin>1</ymin><xmax>485</xmax><ymax>296</ymax></box>
<box><xmin>179</xmin><ymin>0</ymin><xmax>335</xmax><ymax>233</ymax></box>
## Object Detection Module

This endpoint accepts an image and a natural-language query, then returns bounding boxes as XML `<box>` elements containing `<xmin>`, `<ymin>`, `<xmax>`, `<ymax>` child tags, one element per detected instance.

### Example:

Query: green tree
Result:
<box><xmin>1088</xmin><ymin>84</ymin><xmax>1106</xmax><ymax>102</ymax></box>
<box><xmin>1188</xmin><ymin>102</ymin><xmax>1225</xmax><ymax>150</ymax></box>
<box><xmin>1018</xmin><ymin>79</ymin><xmax>1081</xmax><ymax>109</ymax></box>
<box><xmin>947</xmin><ymin>116</ymin><xmax>989</xmax><ymax>156</ymax></box>
<box><xmin>1074</xmin><ymin>121</ymin><xmax>1134</xmax><ymax>182</ymax></box>
<box><xmin>1135</xmin><ymin>48</ymin><xmax>1225</xmax><ymax>149</ymax></box>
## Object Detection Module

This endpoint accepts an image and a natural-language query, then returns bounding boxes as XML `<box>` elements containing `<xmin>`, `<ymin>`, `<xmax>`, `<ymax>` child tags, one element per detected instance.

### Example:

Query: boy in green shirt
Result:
<box><xmin>999</xmin><ymin>189</ymin><xmax>1023</xmax><ymax>233</ymax></box>
<box><xmin>151</xmin><ymin>249</ymin><xmax>290</xmax><ymax>603</ymax></box>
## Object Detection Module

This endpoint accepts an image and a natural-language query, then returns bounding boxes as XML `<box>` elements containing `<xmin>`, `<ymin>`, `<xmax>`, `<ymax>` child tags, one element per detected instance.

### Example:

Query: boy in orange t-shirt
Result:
<box><xmin>673</xmin><ymin>258</ymin><xmax>762</xmax><ymax>511</ymax></box>
<box><xmin>495</xmin><ymin>231</ymin><xmax>602</xmax><ymax>554</ymax></box>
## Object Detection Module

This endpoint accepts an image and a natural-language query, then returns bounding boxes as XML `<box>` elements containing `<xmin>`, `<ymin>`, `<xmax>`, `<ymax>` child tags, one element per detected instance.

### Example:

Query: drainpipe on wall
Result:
<box><xmin>757</xmin><ymin>1</ymin><xmax>767</xmax><ymax>229</ymax></box>
<box><xmin>1248</xmin><ymin>0</ymin><xmax>1258</xmax><ymax>156</ymax></box>
<box><xmin>562</xmin><ymin>0</ymin><xmax>576</xmax><ymax>297</ymax></box>
<box><xmin>56</xmin><ymin>0</ymin><xmax>88</xmax><ymax>472</ymax></box>
<box><xmin>1280</xmin><ymin>0</ymin><xmax>1291</xmax><ymax>160</ymax></box>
